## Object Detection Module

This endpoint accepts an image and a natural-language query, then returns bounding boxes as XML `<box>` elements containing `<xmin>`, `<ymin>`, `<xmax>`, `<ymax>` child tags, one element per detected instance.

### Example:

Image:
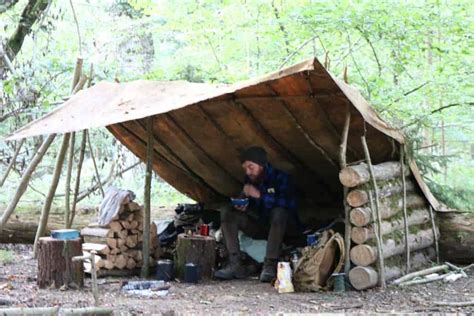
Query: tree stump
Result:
<box><xmin>37</xmin><ymin>237</ymin><xmax>83</xmax><ymax>289</ymax></box>
<box><xmin>175</xmin><ymin>234</ymin><xmax>216</xmax><ymax>280</ymax></box>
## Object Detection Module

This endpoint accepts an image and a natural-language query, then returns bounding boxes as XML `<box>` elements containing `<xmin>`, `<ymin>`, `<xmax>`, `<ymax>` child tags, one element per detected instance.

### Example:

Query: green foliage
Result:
<box><xmin>0</xmin><ymin>0</ymin><xmax>473</xmax><ymax>212</ymax></box>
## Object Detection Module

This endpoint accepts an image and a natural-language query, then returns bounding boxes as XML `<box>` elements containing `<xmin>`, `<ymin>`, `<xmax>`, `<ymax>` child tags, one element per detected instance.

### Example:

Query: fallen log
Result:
<box><xmin>346</xmin><ymin>179</ymin><xmax>415</xmax><ymax>207</ymax></box>
<box><xmin>349</xmin><ymin>248</ymin><xmax>434</xmax><ymax>290</ymax></box>
<box><xmin>350</xmin><ymin>228</ymin><xmax>434</xmax><ymax>266</ymax></box>
<box><xmin>339</xmin><ymin>161</ymin><xmax>409</xmax><ymax>188</ymax></box>
<box><xmin>351</xmin><ymin>208</ymin><xmax>430</xmax><ymax>244</ymax></box>
<box><xmin>438</xmin><ymin>212</ymin><xmax>474</xmax><ymax>264</ymax></box>
<box><xmin>391</xmin><ymin>264</ymin><xmax>449</xmax><ymax>285</ymax></box>
<box><xmin>349</xmin><ymin>193</ymin><xmax>426</xmax><ymax>227</ymax></box>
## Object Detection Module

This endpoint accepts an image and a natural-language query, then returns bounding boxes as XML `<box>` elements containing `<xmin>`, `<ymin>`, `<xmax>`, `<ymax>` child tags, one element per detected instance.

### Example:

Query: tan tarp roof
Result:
<box><xmin>7</xmin><ymin>58</ymin><xmax>440</xmax><ymax>212</ymax></box>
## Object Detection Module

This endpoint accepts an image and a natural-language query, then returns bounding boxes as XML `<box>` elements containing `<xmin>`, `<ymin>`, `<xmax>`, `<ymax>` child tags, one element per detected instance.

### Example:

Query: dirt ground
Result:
<box><xmin>0</xmin><ymin>244</ymin><xmax>473</xmax><ymax>315</ymax></box>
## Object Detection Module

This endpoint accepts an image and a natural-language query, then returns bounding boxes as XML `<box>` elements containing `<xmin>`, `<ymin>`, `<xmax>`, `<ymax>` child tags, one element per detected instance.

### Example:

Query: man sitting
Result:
<box><xmin>214</xmin><ymin>146</ymin><xmax>301</xmax><ymax>282</ymax></box>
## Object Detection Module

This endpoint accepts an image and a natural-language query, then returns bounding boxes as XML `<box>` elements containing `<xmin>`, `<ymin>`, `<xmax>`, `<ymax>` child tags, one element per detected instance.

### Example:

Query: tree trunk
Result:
<box><xmin>350</xmin><ymin>228</ymin><xmax>434</xmax><ymax>266</ymax></box>
<box><xmin>346</xmin><ymin>179</ymin><xmax>415</xmax><ymax>207</ymax></box>
<box><xmin>351</xmin><ymin>208</ymin><xmax>430</xmax><ymax>244</ymax></box>
<box><xmin>349</xmin><ymin>193</ymin><xmax>426</xmax><ymax>227</ymax></box>
<box><xmin>0</xmin><ymin>139</ymin><xmax>25</xmax><ymax>187</ymax></box>
<box><xmin>438</xmin><ymin>212</ymin><xmax>474</xmax><ymax>264</ymax></box>
<box><xmin>175</xmin><ymin>233</ymin><xmax>216</xmax><ymax>280</ymax></box>
<box><xmin>36</xmin><ymin>237</ymin><xmax>83</xmax><ymax>289</ymax></box>
<box><xmin>0</xmin><ymin>134</ymin><xmax>55</xmax><ymax>229</ymax></box>
<box><xmin>348</xmin><ymin>248</ymin><xmax>434</xmax><ymax>290</ymax></box>
<box><xmin>339</xmin><ymin>161</ymin><xmax>409</xmax><ymax>188</ymax></box>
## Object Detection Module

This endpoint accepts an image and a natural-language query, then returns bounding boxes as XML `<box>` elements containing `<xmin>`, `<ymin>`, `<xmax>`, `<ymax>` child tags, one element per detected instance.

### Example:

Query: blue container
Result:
<box><xmin>184</xmin><ymin>263</ymin><xmax>199</xmax><ymax>283</ymax></box>
<box><xmin>51</xmin><ymin>229</ymin><xmax>80</xmax><ymax>240</ymax></box>
<box><xmin>156</xmin><ymin>259</ymin><xmax>174</xmax><ymax>281</ymax></box>
<box><xmin>230</xmin><ymin>197</ymin><xmax>249</xmax><ymax>207</ymax></box>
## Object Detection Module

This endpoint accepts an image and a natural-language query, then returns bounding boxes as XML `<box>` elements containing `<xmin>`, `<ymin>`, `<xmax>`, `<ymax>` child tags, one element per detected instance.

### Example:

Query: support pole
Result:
<box><xmin>361</xmin><ymin>135</ymin><xmax>386</xmax><ymax>290</ymax></box>
<box><xmin>400</xmin><ymin>145</ymin><xmax>410</xmax><ymax>273</ymax></box>
<box><xmin>141</xmin><ymin>116</ymin><xmax>153</xmax><ymax>278</ymax></box>
<box><xmin>339</xmin><ymin>102</ymin><xmax>351</xmax><ymax>276</ymax></box>
<box><xmin>33</xmin><ymin>134</ymin><xmax>71</xmax><ymax>257</ymax></box>
<box><xmin>429</xmin><ymin>205</ymin><xmax>440</xmax><ymax>264</ymax></box>
<box><xmin>64</xmin><ymin>132</ymin><xmax>75</xmax><ymax>227</ymax></box>
<box><xmin>0</xmin><ymin>135</ymin><xmax>56</xmax><ymax>229</ymax></box>
<box><xmin>87</xmin><ymin>131</ymin><xmax>105</xmax><ymax>197</ymax></box>
<box><xmin>69</xmin><ymin>130</ymin><xmax>87</xmax><ymax>228</ymax></box>
<box><xmin>0</xmin><ymin>139</ymin><xmax>25</xmax><ymax>187</ymax></box>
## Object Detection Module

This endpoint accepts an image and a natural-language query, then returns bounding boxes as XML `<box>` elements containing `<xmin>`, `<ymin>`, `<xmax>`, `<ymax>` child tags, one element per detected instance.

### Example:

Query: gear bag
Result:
<box><xmin>292</xmin><ymin>229</ymin><xmax>345</xmax><ymax>292</ymax></box>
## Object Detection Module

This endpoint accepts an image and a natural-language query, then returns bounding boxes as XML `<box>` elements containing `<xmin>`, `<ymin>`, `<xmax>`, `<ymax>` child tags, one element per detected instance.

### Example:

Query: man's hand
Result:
<box><xmin>243</xmin><ymin>184</ymin><xmax>261</xmax><ymax>199</ymax></box>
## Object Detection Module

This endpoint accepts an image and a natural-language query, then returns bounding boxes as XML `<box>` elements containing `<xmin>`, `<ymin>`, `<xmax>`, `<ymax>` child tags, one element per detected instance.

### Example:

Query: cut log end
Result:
<box><xmin>350</xmin><ymin>244</ymin><xmax>377</xmax><ymax>267</ymax></box>
<box><xmin>347</xmin><ymin>190</ymin><xmax>368</xmax><ymax>207</ymax></box>
<box><xmin>350</xmin><ymin>207</ymin><xmax>371</xmax><ymax>227</ymax></box>
<box><xmin>339</xmin><ymin>168</ymin><xmax>360</xmax><ymax>188</ymax></box>
<box><xmin>349</xmin><ymin>266</ymin><xmax>378</xmax><ymax>290</ymax></box>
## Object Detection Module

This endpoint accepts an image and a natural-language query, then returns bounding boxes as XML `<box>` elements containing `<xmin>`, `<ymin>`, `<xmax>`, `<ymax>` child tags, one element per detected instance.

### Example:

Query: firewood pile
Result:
<box><xmin>80</xmin><ymin>201</ymin><xmax>160</xmax><ymax>274</ymax></box>
<box><xmin>340</xmin><ymin>161</ymin><xmax>437</xmax><ymax>290</ymax></box>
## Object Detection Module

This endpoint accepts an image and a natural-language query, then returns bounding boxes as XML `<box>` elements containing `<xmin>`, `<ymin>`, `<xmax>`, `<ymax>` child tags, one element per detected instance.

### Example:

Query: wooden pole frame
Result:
<box><xmin>400</xmin><ymin>144</ymin><xmax>410</xmax><ymax>273</ymax></box>
<box><xmin>340</xmin><ymin>102</ymin><xmax>352</xmax><ymax>276</ymax></box>
<box><xmin>64</xmin><ymin>132</ymin><xmax>76</xmax><ymax>227</ymax></box>
<box><xmin>141</xmin><ymin>116</ymin><xmax>153</xmax><ymax>277</ymax></box>
<box><xmin>69</xmin><ymin>130</ymin><xmax>87</xmax><ymax>228</ymax></box>
<box><xmin>429</xmin><ymin>205</ymin><xmax>440</xmax><ymax>264</ymax></box>
<box><xmin>87</xmin><ymin>130</ymin><xmax>105</xmax><ymax>197</ymax></box>
<box><xmin>33</xmin><ymin>133</ymin><xmax>71</xmax><ymax>257</ymax></box>
<box><xmin>361</xmin><ymin>135</ymin><xmax>386</xmax><ymax>289</ymax></box>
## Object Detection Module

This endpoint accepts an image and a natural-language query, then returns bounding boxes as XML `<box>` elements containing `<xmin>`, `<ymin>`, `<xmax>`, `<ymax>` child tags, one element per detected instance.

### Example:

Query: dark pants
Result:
<box><xmin>220</xmin><ymin>204</ymin><xmax>300</xmax><ymax>260</ymax></box>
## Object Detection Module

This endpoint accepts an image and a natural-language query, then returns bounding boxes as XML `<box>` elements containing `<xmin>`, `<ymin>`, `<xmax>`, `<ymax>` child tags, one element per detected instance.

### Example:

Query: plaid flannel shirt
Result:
<box><xmin>244</xmin><ymin>163</ymin><xmax>297</xmax><ymax>221</ymax></box>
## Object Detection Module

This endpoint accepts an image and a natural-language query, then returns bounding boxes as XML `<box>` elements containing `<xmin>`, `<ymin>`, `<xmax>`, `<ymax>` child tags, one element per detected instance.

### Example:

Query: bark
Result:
<box><xmin>349</xmin><ymin>193</ymin><xmax>427</xmax><ymax>227</ymax></box>
<box><xmin>6</xmin><ymin>0</ymin><xmax>50</xmax><ymax>58</ymax></box>
<box><xmin>175</xmin><ymin>233</ymin><xmax>216</xmax><ymax>280</ymax></box>
<box><xmin>346</xmin><ymin>179</ymin><xmax>415</xmax><ymax>207</ymax></box>
<box><xmin>349</xmin><ymin>248</ymin><xmax>434</xmax><ymax>290</ymax></box>
<box><xmin>0</xmin><ymin>134</ymin><xmax>55</xmax><ymax>229</ymax></box>
<box><xmin>351</xmin><ymin>208</ymin><xmax>430</xmax><ymax>244</ymax></box>
<box><xmin>339</xmin><ymin>161</ymin><xmax>409</xmax><ymax>188</ymax></box>
<box><xmin>36</xmin><ymin>237</ymin><xmax>83</xmax><ymax>289</ymax></box>
<box><xmin>438</xmin><ymin>212</ymin><xmax>474</xmax><ymax>264</ymax></box>
<box><xmin>350</xmin><ymin>228</ymin><xmax>434</xmax><ymax>266</ymax></box>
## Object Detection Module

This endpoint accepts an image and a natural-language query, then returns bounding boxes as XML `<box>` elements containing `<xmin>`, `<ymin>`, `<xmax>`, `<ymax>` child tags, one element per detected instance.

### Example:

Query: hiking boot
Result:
<box><xmin>214</xmin><ymin>254</ymin><xmax>247</xmax><ymax>280</ymax></box>
<box><xmin>259</xmin><ymin>258</ymin><xmax>277</xmax><ymax>283</ymax></box>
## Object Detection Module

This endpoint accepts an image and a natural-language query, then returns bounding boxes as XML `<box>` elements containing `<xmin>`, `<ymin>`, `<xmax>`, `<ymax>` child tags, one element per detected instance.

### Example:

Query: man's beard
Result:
<box><xmin>248</xmin><ymin>172</ymin><xmax>264</xmax><ymax>184</ymax></box>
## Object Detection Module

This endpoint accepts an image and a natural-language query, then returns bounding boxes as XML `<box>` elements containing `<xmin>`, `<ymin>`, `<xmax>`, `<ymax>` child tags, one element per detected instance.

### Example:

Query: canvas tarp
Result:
<box><xmin>6</xmin><ymin>58</ymin><xmax>440</xmax><ymax>214</ymax></box>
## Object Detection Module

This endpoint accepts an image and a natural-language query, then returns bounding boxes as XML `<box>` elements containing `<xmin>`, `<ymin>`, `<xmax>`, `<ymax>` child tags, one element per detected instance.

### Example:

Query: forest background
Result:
<box><xmin>0</xmin><ymin>0</ymin><xmax>472</xmax><ymax>215</ymax></box>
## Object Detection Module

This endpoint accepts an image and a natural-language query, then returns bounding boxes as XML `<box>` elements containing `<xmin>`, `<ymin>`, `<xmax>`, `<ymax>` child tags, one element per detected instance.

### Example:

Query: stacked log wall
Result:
<box><xmin>340</xmin><ymin>161</ymin><xmax>436</xmax><ymax>290</ymax></box>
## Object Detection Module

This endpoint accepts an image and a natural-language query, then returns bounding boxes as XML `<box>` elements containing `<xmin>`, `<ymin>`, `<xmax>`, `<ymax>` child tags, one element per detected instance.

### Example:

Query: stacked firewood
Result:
<box><xmin>80</xmin><ymin>201</ymin><xmax>160</xmax><ymax>273</ymax></box>
<box><xmin>340</xmin><ymin>161</ymin><xmax>437</xmax><ymax>290</ymax></box>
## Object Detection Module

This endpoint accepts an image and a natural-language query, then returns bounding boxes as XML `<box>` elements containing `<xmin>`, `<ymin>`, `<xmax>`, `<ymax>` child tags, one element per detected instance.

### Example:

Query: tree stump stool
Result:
<box><xmin>175</xmin><ymin>234</ymin><xmax>216</xmax><ymax>280</ymax></box>
<box><xmin>37</xmin><ymin>237</ymin><xmax>84</xmax><ymax>289</ymax></box>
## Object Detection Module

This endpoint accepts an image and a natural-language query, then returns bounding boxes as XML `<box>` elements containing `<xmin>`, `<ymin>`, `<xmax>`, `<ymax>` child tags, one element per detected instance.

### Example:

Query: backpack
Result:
<box><xmin>292</xmin><ymin>229</ymin><xmax>345</xmax><ymax>292</ymax></box>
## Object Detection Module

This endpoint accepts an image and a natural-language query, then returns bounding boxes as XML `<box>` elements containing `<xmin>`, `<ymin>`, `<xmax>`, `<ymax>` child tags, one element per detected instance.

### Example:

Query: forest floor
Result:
<box><xmin>0</xmin><ymin>243</ymin><xmax>472</xmax><ymax>315</ymax></box>
<box><xmin>0</xmin><ymin>206</ymin><xmax>473</xmax><ymax>314</ymax></box>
